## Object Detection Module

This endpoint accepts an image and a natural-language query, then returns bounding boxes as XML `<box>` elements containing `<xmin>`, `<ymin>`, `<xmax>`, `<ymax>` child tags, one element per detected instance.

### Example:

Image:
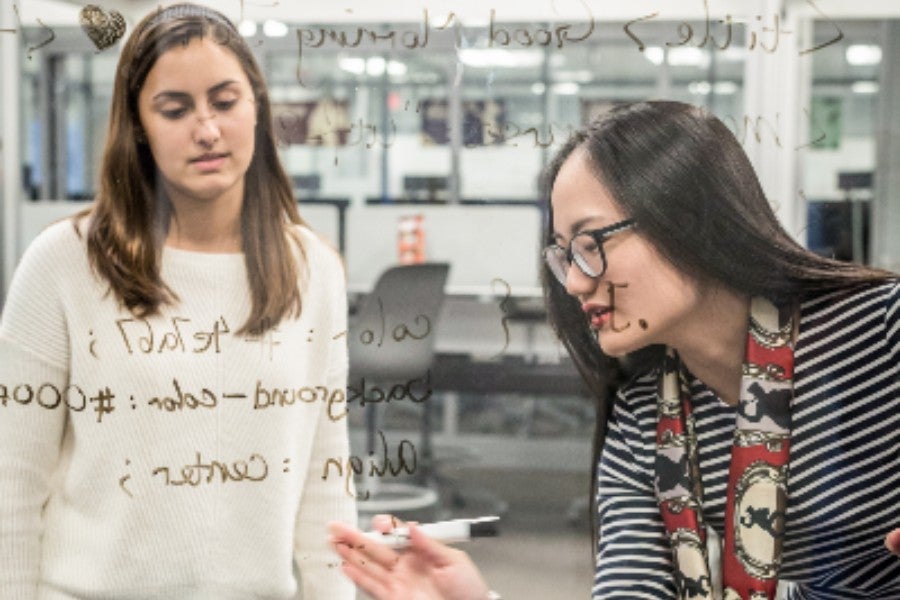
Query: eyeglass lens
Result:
<box><xmin>544</xmin><ymin>233</ymin><xmax>607</xmax><ymax>284</ymax></box>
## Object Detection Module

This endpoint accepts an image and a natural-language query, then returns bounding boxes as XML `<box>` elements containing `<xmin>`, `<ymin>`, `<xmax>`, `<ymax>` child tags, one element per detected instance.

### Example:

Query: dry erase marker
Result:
<box><xmin>363</xmin><ymin>516</ymin><xmax>500</xmax><ymax>549</ymax></box>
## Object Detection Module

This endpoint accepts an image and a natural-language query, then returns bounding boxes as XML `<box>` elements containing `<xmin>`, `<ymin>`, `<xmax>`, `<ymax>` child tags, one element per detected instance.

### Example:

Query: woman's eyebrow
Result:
<box><xmin>151</xmin><ymin>80</ymin><xmax>240</xmax><ymax>104</ymax></box>
<box><xmin>151</xmin><ymin>90</ymin><xmax>191</xmax><ymax>103</ymax></box>
<box><xmin>554</xmin><ymin>216</ymin><xmax>603</xmax><ymax>241</ymax></box>
<box><xmin>207</xmin><ymin>80</ymin><xmax>240</xmax><ymax>95</ymax></box>
<box><xmin>568</xmin><ymin>216</ymin><xmax>598</xmax><ymax>236</ymax></box>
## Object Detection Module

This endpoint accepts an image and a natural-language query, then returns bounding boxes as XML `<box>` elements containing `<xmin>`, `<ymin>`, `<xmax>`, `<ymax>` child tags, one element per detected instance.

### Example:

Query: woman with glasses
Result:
<box><xmin>329</xmin><ymin>101</ymin><xmax>900</xmax><ymax>599</ymax></box>
<box><xmin>0</xmin><ymin>4</ymin><xmax>354</xmax><ymax>598</ymax></box>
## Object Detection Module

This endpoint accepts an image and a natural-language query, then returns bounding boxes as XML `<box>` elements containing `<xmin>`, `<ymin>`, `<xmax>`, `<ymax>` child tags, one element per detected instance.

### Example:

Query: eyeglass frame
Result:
<box><xmin>542</xmin><ymin>218</ymin><xmax>636</xmax><ymax>285</ymax></box>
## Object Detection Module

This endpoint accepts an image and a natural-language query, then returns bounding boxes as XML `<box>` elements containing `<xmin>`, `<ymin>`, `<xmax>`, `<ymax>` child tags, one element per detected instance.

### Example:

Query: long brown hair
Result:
<box><xmin>540</xmin><ymin>101</ymin><xmax>896</xmax><ymax>547</ymax></box>
<box><xmin>83</xmin><ymin>3</ymin><xmax>305</xmax><ymax>334</ymax></box>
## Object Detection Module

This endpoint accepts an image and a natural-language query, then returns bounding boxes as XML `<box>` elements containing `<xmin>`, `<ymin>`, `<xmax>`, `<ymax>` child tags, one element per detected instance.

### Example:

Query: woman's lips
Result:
<box><xmin>583</xmin><ymin>303</ymin><xmax>612</xmax><ymax>329</ymax></box>
<box><xmin>190</xmin><ymin>153</ymin><xmax>228</xmax><ymax>171</ymax></box>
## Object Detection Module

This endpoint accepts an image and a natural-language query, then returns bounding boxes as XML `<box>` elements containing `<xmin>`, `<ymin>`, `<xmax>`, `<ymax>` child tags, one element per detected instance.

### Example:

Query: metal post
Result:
<box><xmin>872</xmin><ymin>21</ymin><xmax>900</xmax><ymax>271</ymax></box>
<box><xmin>741</xmin><ymin>0</ymin><xmax>811</xmax><ymax>243</ymax></box>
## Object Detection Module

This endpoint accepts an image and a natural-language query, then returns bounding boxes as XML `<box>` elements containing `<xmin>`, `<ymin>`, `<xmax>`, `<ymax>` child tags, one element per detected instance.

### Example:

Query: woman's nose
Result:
<box><xmin>564</xmin><ymin>263</ymin><xmax>598</xmax><ymax>298</ymax></box>
<box><xmin>193</xmin><ymin>111</ymin><xmax>221</xmax><ymax>146</ymax></box>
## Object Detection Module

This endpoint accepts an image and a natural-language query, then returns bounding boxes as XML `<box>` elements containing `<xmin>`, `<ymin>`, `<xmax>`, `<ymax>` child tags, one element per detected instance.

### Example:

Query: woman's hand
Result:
<box><xmin>328</xmin><ymin>515</ymin><xmax>492</xmax><ymax>600</ymax></box>
<box><xmin>886</xmin><ymin>529</ymin><xmax>900</xmax><ymax>556</ymax></box>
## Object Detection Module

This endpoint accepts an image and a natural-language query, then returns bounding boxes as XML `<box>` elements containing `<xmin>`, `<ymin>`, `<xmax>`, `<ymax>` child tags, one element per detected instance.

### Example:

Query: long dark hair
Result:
<box><xmin>83</xmin><ymin>3</ymin><xmax>305</xmax><ymax>334</ymax></box>
<box><xmin>540</xmin><ymin>101</ymin><xmax>895</xmax><ymax>546</ymax></box>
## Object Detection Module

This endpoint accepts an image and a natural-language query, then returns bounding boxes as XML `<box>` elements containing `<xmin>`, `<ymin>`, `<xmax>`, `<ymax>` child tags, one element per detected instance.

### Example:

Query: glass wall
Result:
<box><xmin>8</xmin><ymin>11</ymin><xmax>898</xmax><ymax>598</ymax></box>
<box><xmin>803</xmin><ymin>20</ymin><xmax>883</xmax><ymax>263</ymax></box>
<box><xmin>17</xmin><ymin>17</ymin><xmax>759</xmax><ymax>208</ymax></box>
<box><xmin>19</xmin><ymin>28</ymin><xmax>115</xmax><ymax>201</ymax></box>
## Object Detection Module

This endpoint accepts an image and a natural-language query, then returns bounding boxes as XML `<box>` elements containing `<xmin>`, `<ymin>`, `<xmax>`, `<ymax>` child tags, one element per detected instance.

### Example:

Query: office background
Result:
<box><xmin>1</xmin><ymin>1</ymin><xmax>899</xmax><ymax>598</ymax></box>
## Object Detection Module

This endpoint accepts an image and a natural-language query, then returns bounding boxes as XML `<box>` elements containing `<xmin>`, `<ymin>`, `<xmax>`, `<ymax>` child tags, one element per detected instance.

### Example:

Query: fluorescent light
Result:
<box><xmin>531</xmin><ymin>82</ymin><xmax>546</xmax><ymax>95</ymax></box>
<box><xmin>554</xmin><ymin>70</ymin><xmax>593</xmax><ymax>83</ymax></box>
<box><xmin>387</xmin><ymin>60</ymin><xmax>407</xmax><ymax>76</ymax></box>
<box><xmin>238</xmin><ymin>20</ymin><xmax>257</xmax><ymax>37</ymax></box>
<box><xmin>714</xmin><ymin>81</ymin><xmax>738</xmax><ymax>95</ymax></box>
<box><xmin>366</xmin><ymin>57</ymin><xmax>386</xmax><ymax>77</ymax></box>
<box><xmin>688</xmin><ymin>81</ymin><xmax>712</xmax><ymax>95</ymax></box>
<box><xmin>851</xmin><ymin>81</ymin><xmax>879</xmax><ymax>94</ymax></box>
<box><xmin>458</xmin><ymin>48</ymin><xmax>544</xmax><ymax>68</ymax></box>
<box><xmin>338</xmin><ymin>57</ymin><xmax>404</xmax><ymax>78</ymax></box>
<box><xmin>338</xmin><ymin>57</ymin><xmax>366</xmax><ymax>75</ymax></box>
<box><xmin>668</xmin><ymin>47</ymin><xmax>710</xmax><ymax>68</ymax></box>
<box><xmin>846</xmin><ymin>45</ymin><xmax>882</xmax><ymax>66</ymax></box>
<box><xmin>686</xmin><ymin>81</ymin><xmax>736</xmax><ymax>95</ymax></box>
<box><xmin>644</xmin><ymin>46</ymin><xmax>664</xmax><ymax>66</ymax></box>
<box><xmin>262</xmin><ymin>19</ymin><xmax>288</xmax><ymax>38</ymax></box>
<box><xmin>551</xmin><ymin>82</ymin><xmax>580</xmax><ymax>95</ymax></box>
<box><xmin>559</xmin><ymin>69</ymin><xmax>594</xmax><ymax>83</ymax></box>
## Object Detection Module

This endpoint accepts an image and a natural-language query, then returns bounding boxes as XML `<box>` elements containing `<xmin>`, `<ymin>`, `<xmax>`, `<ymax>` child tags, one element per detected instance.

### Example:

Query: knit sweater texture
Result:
<box><xmin>0</xmin><ymin>220</ymin><xmax>356</xmax><ymax>599</ymax></box>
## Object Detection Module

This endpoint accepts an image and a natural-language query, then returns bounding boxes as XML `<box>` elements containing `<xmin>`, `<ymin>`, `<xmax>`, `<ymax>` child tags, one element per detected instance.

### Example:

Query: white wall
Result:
<box><xmin>17</xmin><ymin>201</ymin><xmax>342</xmax><ymax>263</ymax></box>
<box><xmin>345</xmin><ymin>204</ymin><xmax>543</xmax><ymax>295</ymax></box>
<box><xmin>16</xmin><ymin>201</ymin><xmax>543</xmax><ymax>297</ymax></box>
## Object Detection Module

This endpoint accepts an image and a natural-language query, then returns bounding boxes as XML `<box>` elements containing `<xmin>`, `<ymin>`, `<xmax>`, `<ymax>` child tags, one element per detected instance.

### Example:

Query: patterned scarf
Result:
<box><xmin>656</xmin><ymin>297</ymin><xmax>795</xmax><ymax>600</ymax></box>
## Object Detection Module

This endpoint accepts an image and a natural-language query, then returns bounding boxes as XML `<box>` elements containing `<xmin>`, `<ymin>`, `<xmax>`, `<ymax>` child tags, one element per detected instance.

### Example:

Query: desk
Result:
<box><xmin>432</xmin><ymin>353</ymin><xmax>588</xmax><ymax>397</ymax></box>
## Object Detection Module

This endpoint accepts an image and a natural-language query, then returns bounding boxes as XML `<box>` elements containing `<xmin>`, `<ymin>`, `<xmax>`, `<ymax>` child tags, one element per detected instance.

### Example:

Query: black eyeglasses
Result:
<box><xmin>543</xmin><ymin>218</ymin><xmax>636</xmax><ymax>285</ymax></box>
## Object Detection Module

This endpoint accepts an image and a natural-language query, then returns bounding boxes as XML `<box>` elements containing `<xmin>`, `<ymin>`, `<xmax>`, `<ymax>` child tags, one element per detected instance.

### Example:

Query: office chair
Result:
<box><xmin>348</xmin><ymin>262</ymin><xmax>450</xmax><ymax>522</ymax></box>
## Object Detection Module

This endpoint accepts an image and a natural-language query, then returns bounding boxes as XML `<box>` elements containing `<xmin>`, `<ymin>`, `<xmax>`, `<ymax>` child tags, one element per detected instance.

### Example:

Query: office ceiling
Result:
<box><xmin>25</xmin><ymin>0</ymin><xmax>900</xmax><ymax>26</ymax></box>
<box><xmin>11</xmin><ymin>1</ymin><xmax>891</xmax><ymax>91</ymax></box>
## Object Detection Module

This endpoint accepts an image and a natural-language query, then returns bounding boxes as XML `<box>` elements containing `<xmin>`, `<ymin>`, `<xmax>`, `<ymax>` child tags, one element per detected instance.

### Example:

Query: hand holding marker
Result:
<box><xmin>363</xmin><ymin>516</ymin><xmax>500</xmax><ymax>550</ymax></box>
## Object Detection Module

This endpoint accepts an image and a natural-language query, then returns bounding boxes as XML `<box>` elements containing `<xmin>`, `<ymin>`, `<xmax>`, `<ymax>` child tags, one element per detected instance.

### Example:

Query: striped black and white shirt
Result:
<box><xmin>594</xmin><ymin>281</ymin><xmax>900</xmax><ymax>599</ymax></box>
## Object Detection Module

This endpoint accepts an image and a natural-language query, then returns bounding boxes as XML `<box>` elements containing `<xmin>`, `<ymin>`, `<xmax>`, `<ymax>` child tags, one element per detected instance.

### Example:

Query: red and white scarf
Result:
<box><xmin>656</xmin><ymin>297</ymin><xmax>795</xmax><ymax>600</ymax></box>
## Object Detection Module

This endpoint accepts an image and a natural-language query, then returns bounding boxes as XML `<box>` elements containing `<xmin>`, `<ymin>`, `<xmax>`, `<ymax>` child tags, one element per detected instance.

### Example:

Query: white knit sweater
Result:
<box><xmin>0</xmin><ymin>220</ymin><xmax>356</xmax><ymax>599</ymax></box>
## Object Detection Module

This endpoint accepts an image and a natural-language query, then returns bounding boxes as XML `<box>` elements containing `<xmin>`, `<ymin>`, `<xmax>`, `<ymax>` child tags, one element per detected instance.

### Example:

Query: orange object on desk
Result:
<box><xmin>398</xmin><ymin>214</ymin><xmax>426</xmax><ymax>264</ymax></box>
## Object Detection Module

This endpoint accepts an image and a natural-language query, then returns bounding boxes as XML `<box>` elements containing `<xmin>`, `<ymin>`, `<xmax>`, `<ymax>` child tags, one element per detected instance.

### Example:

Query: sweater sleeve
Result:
<box><xmin>0</xmin><ymin>227</ymin><xmax>71</xmax><ymax>598</ymax></box>
<box><xmin>293</xmin><ymin>245</ymin><xmax>357</xmax><ymax>600</ymax></box>
<box><xmin>593</xmin><ymin>383</ymin><xmax>678</xmax><ymax>600</ymax></box>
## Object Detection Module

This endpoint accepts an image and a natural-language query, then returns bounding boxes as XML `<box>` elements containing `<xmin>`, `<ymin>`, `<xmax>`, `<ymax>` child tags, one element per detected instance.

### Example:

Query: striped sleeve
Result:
<box><xmin>593</xmin><ymin>375</ymin><xmax>678</xmax><ymax>600</ymax></box>
<box><xmin>886</xmin><ymin>281</ymin><xmax>900</xmax><ymax>366</ymax></box>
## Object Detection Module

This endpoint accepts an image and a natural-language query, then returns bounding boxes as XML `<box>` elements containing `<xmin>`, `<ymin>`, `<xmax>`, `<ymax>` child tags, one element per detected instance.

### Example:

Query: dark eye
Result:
<box><xmin>213</xmin><ymin>99</ymin><xmax>237</xmax><ymax>111</ymax></box>
<box><xmin>576</xmin><ymin>237</ymin><xmax>600</xmax><ymax>255</ymax></box>
<box><xmin>160</xmin><ymin>107</ymin><xmax>187</xmax><ymax>120</ymax></box>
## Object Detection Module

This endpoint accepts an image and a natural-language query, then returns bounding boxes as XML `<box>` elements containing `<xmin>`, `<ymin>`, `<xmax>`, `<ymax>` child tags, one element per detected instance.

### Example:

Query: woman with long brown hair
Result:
<box><xmin>328</xmin><ymin>101</ymin><xmax>900</xmax><ymax>599</ymax></box>
<box><xmin>0</xmin><ymin>4</ymin><xmax>354</xmax><ymax>597</ymax></box>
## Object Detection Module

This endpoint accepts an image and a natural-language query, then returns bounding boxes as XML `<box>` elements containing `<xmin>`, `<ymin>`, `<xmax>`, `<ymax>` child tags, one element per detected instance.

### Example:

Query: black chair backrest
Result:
<box><xmin>348</xmin><ymin>263</ymin><xmax>450</xmax><ymax>384</ymax></box>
